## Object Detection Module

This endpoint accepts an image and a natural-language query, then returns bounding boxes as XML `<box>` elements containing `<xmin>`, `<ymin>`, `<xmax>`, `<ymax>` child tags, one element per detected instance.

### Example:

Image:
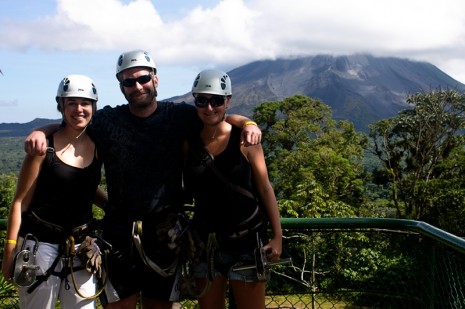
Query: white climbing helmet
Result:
<box><xmin>192</xmin><ymin>69</ymin><xmax>232</xmax><ymax>96</ymax></box>
<box><xmin>115</xmin><ymin>50</ymin><xmax>157</xmax><ymax>80</ymax></box>
<box><xmin>55</xmin><ymin>74</ymin><xmax>98</xmax><ymax>103</ymax></box>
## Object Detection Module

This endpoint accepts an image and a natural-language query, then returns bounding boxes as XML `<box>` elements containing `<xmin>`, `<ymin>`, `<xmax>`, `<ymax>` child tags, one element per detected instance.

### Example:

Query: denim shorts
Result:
<box><xmin>193</xmin><ymin>249</ymin><xmax>270</xmax><ymax>282</ymax></box>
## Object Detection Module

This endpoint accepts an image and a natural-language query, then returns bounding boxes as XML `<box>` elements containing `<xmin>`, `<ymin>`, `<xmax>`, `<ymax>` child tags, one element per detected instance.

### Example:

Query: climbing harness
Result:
<box><xmin>132</xmin><ymin>216</ymin><xmax>188</xmax><ymax>277</ymax></box>
<box><xmin>21</xmin><ymin>214</ymin><xmax>111</xmax><ymax>299</ymax></box>
<box><xmin>196</xmin><ymin>145</ymin><xmax>268</xmax><ymax>241</ymax></box>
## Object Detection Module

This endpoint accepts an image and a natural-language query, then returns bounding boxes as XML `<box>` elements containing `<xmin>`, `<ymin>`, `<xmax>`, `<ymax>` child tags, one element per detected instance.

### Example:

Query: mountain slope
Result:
<box><xmin>170</xmin><ymin>54</ymin><xmax>465</xmax><ymax>131</ymax></box>
<box><xmin>0</xmin><ymin>118</ymin><xmax>60</xmax><ymax>137</ymax></box>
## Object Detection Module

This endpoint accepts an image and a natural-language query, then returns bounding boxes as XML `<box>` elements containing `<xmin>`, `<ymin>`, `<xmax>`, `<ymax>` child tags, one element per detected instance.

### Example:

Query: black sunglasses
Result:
<box><xmin>194</xmin><ymin>95</ymin><xmax>226</xmax><ymax>108</ymax></box>
<box><xmin>121</xmin><ymin>74</ymin><xmax>152</xmax><ymax>87</ymax></box>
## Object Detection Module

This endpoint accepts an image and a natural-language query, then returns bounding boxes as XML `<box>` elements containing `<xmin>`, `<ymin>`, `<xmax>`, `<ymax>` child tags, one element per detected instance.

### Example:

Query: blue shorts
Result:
<box><xmin>193</xmin><ymin>249</ymin><xmax>270</xmax><ymax>282</ymax></box>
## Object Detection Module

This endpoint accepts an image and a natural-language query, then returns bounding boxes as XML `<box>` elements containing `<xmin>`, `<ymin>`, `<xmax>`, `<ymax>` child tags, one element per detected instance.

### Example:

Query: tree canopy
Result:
<box><xmin>369</xmin><ymin>88</ymin><xmax>465</xmax><ymax>230</ymax></box>
<box><xmin>253</xmin><ymin>95</ymin><xmax>367</xmax><ymax>218</ymax></box>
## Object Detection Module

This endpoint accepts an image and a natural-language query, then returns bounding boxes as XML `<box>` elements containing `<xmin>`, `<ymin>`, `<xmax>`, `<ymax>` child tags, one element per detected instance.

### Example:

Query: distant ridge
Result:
<box><xmin>0</xmin><ymin>118</ymin><xmax>60</xmax><ymax>137</ymax></box>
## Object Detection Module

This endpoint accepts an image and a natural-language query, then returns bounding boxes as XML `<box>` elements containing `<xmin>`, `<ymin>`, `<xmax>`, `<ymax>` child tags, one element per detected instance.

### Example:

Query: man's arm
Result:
<box><xmin>225</xmin><ymin>114</ymin><xmax>261</xmax><ymax>146</ymax></box>
<box><xmin>24</xmin><ymin>123</ymin><xmax>61</xmax><ymax>156</ymax></box>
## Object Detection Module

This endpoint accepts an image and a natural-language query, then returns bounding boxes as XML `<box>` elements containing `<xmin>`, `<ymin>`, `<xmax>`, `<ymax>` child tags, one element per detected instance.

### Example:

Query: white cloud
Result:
<box><xmin>1</xmin><ymin>0</ymin><xmax>465</xmax><ymax>123</ymax></box>
<box><xmin>156</xmin><ymin>0</ymin><xmax>264</xmax><ymax>66</ymax></box>
<box><xmin>2</xmin><ymin>0</ymin><xmax>464</xmax><ymax>65</ymax></box>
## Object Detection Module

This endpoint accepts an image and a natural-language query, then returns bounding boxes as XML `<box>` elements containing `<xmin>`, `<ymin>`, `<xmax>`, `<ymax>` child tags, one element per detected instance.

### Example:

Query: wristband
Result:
<box><xmin>6</xmin><ymin>239</ymin><xmax>17</xmax><ymax>245</ymax></box>
<box><xmin>243</xmin><ymin>121</ymin><xmax>257</xmax><ymax>129</ymax></box>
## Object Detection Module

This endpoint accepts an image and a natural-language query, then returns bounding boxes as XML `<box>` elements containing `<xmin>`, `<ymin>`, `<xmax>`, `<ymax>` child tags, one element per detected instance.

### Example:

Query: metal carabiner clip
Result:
<box><xmin>12</xmin><ymin>234</ymin><xmax>40</xmax><ymax>287</ymax></box>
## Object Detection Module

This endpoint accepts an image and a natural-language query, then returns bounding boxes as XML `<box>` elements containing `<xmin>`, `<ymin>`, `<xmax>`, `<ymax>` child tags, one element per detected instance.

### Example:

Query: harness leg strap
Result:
<box><xmin>27</xmin><ymin>250</ymin><xmax>62</xmax><ymax>294</ymax></box>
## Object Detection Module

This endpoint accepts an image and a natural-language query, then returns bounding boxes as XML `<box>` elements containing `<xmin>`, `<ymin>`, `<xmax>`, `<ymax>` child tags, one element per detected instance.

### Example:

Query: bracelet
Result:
<box><xmin>243</xmin><ymin>121</ymin><xmax>257</xmax><ymax>129</ymax></box>
<box><xmin>5</xmin><ymin>239</ymin><xmax>17</xmax><ymax>245</ymax></box>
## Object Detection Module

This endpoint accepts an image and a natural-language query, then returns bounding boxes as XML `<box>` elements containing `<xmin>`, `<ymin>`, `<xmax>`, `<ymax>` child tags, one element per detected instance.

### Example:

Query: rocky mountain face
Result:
<box><xmin>170</xmin><ymin>54</ymin><xmax>465</xmax><ymax>131</ymax></box>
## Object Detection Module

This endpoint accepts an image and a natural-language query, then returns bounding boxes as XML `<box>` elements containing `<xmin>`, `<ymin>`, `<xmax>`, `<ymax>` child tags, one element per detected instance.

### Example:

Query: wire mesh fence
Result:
<box><xmin>176</xmin><ymin>218</ymin><xmax>465</xmax><ymax>309</ymax></box>
<box><xmin>1</xmin><ymin>218</ymin><xmax>465</xmax><ymax>308</ymax></box>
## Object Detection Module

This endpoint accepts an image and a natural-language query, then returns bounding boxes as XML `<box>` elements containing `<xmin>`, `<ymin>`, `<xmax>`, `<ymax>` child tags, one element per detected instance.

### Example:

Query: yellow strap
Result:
<box><xmin>242</xmin><ymin>121</ymin><xmax>257</xmax><ymax>128</ymax></box>
<box><xmin>68</xmin><ymin>236</ymin><xmax>76</xmax><ymax>256</ymax></box>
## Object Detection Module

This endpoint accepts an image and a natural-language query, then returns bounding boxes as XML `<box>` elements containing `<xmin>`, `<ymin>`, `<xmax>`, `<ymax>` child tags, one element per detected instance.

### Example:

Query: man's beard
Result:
<box><xmin>126</xmin><ymin>88</ymin><xmax>158</xmax><ymax>108</ymax></box>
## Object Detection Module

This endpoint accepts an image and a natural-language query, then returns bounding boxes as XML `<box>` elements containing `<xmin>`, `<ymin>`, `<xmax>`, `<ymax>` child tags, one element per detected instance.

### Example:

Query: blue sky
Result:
<box><xmin>1</xmin><ymin>0</ymin><xmax>465</xmax><ymax>123</ymax></box>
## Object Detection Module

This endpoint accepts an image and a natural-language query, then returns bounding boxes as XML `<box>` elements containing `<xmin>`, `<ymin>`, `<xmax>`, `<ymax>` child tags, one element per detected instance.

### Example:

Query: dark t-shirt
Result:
<box><xmin>88</xmin><ymin>102</ymin><xmax>199</xmax><ymax>229</ymax></box>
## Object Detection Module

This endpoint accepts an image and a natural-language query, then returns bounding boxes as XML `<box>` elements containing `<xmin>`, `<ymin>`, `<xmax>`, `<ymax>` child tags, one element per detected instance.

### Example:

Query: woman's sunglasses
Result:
<box><xmin>121</xmin><ymin>74</ymin><xmax>152</xmax><ymax>87</ymax></box>
<box><xmin>194</xmin><ymin>95</ymin><xmax>226</xmax><ymax>108</ymax></box>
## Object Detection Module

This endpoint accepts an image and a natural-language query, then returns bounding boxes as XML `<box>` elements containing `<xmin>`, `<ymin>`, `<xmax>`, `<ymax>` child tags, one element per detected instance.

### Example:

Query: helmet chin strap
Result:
<box><xmin>209</xmin><ymin>113</ymin><xmax>226</xmax><ymax>140</ymax></box>
<box><xmin>151</xmin><ymin>78</ymin><xmax>158</xmax><ymax>98</ymax></box>
<box><xmin>75</xmin><ymin>125</ymin><xmax>88</xmax><ymax>139</ymax></box>
<box><xmin>57</xmin><ymin>124</ymin><xmax>88</xmax><ymax>155</ymax></box>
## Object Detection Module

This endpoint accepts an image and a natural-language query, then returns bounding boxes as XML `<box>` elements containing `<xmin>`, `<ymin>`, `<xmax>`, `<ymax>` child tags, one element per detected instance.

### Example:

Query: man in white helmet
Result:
<box><xmin>24</xmin><ymin>50</ymin><xmax>262</xmax><ymax>309</ymax></box>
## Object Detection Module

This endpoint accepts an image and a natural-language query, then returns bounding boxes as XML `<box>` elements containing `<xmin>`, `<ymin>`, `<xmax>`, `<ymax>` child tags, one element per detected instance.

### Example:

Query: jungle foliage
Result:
<box><xmin>369</xmin><ymin>89</ymin><xmax>465</xmax><ymax>235</ymax></box>
<box><xmin>0</xmin><ymin>137</ymin><xmax>24</xmax><ymax>175</ymax></box>
<box><xmin>253</xmin><ymin>94</ymin><xmax>368</xmax><ymax>219</ymax></box>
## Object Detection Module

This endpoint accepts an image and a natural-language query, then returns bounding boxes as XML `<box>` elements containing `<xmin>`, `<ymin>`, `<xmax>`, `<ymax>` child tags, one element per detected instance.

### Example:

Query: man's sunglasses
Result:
<box><xmin>194</xmin><ymin>95</ymin><xmax>226</xmax><ymax>108</ymax></box>
<box><xmin>121</xmin><ymin>74</ymin><xmax>152</xmax><ymax>87</ymax></box>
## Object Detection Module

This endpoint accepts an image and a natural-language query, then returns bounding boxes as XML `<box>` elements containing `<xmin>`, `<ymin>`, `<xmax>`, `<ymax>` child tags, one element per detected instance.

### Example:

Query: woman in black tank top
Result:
<box><xmin>2</xmin><ymin>75</ymin><xmax>107</xmax><ymax>309</ymax></box>
<box><xmin>184</xmin><ymin>69</ymin><xmax>283</xmax><ymax>309</ymax></box>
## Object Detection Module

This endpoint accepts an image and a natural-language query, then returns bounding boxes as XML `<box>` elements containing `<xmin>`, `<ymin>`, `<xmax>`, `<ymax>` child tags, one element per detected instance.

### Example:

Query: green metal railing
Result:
<box><xmin>270</xmin><ymin>218</ymin><xmax>465</xmax><ymax>308</ymax></box>
<box><xmin>1</xmin><ymin>218</ymin><xmax>465</xmax><ymax>308</ymax></box>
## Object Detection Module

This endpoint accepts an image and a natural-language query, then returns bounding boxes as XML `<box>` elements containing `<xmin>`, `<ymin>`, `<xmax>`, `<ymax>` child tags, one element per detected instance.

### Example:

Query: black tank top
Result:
<box><xmin>184</xmin><ymin>126</ymin><xmax>259</xmax><ymax>235</ymax></box>
<box><xmin>20</xmin><ymin>134</ymin><xmax>102</xmax><ymax>235</ymax></box>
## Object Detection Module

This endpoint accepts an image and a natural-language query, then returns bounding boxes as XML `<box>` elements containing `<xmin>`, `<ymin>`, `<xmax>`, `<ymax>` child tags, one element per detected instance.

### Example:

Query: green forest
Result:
<box><xmin>0</xmin><ymin>137</ymin><xmax>24</xmax><ymax>176</ymax></box>
<box><xmin>253</xmin><ymin>89</ymin><xmax>465</xmax><ymax>236</ymax></box>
